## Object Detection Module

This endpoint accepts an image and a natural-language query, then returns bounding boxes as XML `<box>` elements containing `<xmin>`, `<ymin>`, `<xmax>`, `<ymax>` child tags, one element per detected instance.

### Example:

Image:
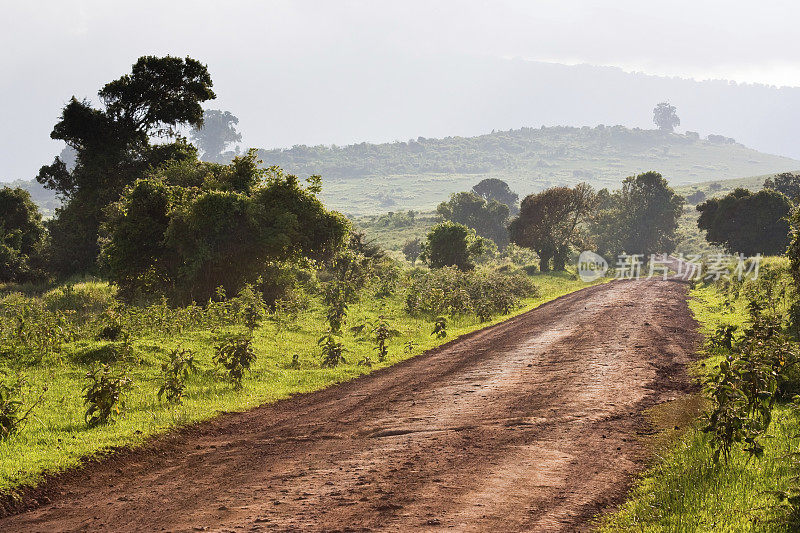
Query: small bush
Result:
<box><xmin>0</xmin><ymin>373</ymin><xmax>44</xmax><ymax>440</ymax></box>
<box><xmin>213</xmin><ymin>336</ymin><xmax>256</xmax><ymax>389</ymax></box>
<box><xmin>432</xmin><ymin>316</ymin><xmax>447</xmax><ymax>339</ymax></box>
<box><xmin>83</xmin><ymin>364</ymin><xmax>131</xmax><ymax>427</ymax></box>
<box><xmin>319</xmin><ymin>331</ymin><xmax>346</xmax><ymax>367</ymax></box>
<box><xmin>158</xmin><ymin>348</ymin><xmax>196</xmax><ymax>404</ymax></box>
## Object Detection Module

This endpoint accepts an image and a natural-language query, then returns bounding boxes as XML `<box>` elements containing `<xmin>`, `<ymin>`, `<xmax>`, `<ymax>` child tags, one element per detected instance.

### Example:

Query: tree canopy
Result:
<box><xmin>101</xmin><ymin>151</ymin><xmax>349</xmax><ymax>303</ymax></box>
<box><xmin>190</xmin><ymin>109</ymin><xmax>243</xmax><ymax>163</ymax></box>
<box><xmin>653</xmin><ymin>102</ymin><xmax>680</xmax><ymax>132</ymax></box>
<box><xmin>36</xmin><ymin>56</ymin><xmax>215</xmax><ymax>276</ymax></box>
<box><xmin>696</xmin><ymin>188</ymin><xmax>791</xmax><ymax>256</ymax></box>
<box><xmin>764</xmin><ymin>172</ymin><xmax>800</xmax><ymax>203</ymax></box>
<box><xmin>0</xmin><ymin>187</ymin><xmax>47</xmax><ymax>282</ymax></box>
<box><xmin>472</xmin><ymin>178</ymin><xmax>519</xmax><ymax>214</ymax></box>
<box><xmin>422</xmin><ymin>221</ymin><xmax>487</xmax><ymax>270</ymax></box>
<box><xmin>437</xmin><ymin>192</ymin><xmax>510</xmax><ymax>248</ymax></box>
<box><xmin>508</xmin><ymin>183</ymin><xmax>596</xmax><ymax>271</ymax></box>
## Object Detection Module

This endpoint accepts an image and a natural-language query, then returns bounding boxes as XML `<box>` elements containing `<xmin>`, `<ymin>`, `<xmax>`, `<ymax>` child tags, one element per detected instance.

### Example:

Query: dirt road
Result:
<box><xmin>1</xmin><ymin>279</ymin><xmax>699</xmax><ymax>532</ymax></box>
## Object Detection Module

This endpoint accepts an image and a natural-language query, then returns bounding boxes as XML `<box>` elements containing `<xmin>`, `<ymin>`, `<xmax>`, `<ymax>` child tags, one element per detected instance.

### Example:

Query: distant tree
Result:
<box><xmin>101</xmin><ymin>151</ymin><xmax>348</xmax><ymax>303</ymax></box>
<box><xmin>36</xmin><ymin>55</ymin><xmax>215</xmax><ymax>275</ymax></box>
<box><xmin>764</xmin><ymin>172</ymin><xmax>800</xmax><ymax>202</ymax></box>
<box><xmin>508</xmin><ymin>183</ymin><xmax>597</xmax><ymax>271</ymax></box>
<box><xmin>189</xmin><ymin>109</ymin><xmax>243</xmax><ymax>162</ymax></box>
<box><xmin>0</xmin><ymin>187</ymin><xmax>47</xmax><ymax>282</ymax></box>
<box><xmin>437</xmin><ymin>192</ymin><xmax>510</xmax><ymax>248</ymax></box>
<box><xmin>422</xmin><ymin>221</ymin><xmax>487</xmax><ymax>270</ymax></box>
<box><xmin>591</xmin><ymin>172</ymin><xmax>684</xmax><ymax>259</ymax></box>
<box><xmin>696</xmin><ymin>188</ymin><xmax>791</xmax><ymax>256</ymax></box>
<box><xmin>686</xmin><ymin>190</ymin><xmax>706</xmax><ymax>205</ymax></box>
<box><xmin>472</xmin><ymin>178</ymin><xmax>519</xmax><ymax>214</ymax></box>
<box><xmin>401</xmin><ymin>237</ymin><xmax>422</xmax><ymax>265</ymax></box>
<box><xmin>653</xmin><ymin>102</ymin><xmax>680</xmax><ymax>132</ymax></box>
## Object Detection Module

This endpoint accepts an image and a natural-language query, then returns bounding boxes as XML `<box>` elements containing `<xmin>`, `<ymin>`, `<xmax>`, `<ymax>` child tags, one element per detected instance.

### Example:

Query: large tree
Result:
<box><xmin>472</xmin><ymin>178</ymin><xmax>519</xmax><ymax>215</ymax></box>
<box><xmin>36</xmin><ymin>56</ymin><xmax>215</xmax><ymax>275</ymax></box>
<box><xmin>696</xmin><ymin>188</ymin><xmax>791</xmax><ymax>256</ymax></box>
<box><xmin>422</xmin><ymin>221</ymin><xmax>487</xmax><ymax>270</ymax></box>
<box><xmin>190</xmin><ymin>109</ymin><xmax>243</xmax><ymax>163</ymax></box>
<box><xmin>591</xmin><ymin>171</ymin><xmax>684</xmax><ymax>260</ymax></box>
<box><xmin>0</xmin><ymin>187</ymin><xmax>47</xmax><ymax>282</ymax></box>
<box><xmin>653</xmin><ymin>102</ymin><xmax>680</xmax><ymax>132</ymax></box>
<box><xmin>764</xmin><ymin>172</ymin><xmax>800</xmax><ymax>203</ymax></box>
<box><xmin>101</xmin><ymin>151</ymin><xmax>348</xmax><ymax>303</ymax></box>
<box><xmin>437</xmin><ymin>192</ymin><xmax>510</xmax><ymax>248</ymax></box>
<box><xmin>508</xmin><ymin>183</ymin><xmax>596</xmax><ymax>271</ymax></box>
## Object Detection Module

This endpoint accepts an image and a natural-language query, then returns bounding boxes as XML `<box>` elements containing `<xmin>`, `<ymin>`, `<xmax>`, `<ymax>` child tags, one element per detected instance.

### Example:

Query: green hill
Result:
<box><xmin>257</xmin><ymin>126</ymin><xmax>799</xmax><ymax>215</ymax></box>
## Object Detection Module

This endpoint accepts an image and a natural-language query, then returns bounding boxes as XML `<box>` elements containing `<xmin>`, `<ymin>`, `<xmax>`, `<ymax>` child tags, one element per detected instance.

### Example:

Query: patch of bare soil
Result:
<box><xmin>0</xmin><ymin>279</ymin><xmax>699</xmax><ymax>532</ymax></box>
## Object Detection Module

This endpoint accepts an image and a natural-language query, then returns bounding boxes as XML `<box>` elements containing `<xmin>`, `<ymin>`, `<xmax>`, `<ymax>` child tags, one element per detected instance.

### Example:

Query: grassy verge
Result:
<box><xmin>600</xmin><ymin>270</ymin><xmax>798</xmax><ymax>532</ymax></box>
<box><xmin>0</xmin><ymin>271</ymin><xmax>599</xmax><ymax>497</ymax></box>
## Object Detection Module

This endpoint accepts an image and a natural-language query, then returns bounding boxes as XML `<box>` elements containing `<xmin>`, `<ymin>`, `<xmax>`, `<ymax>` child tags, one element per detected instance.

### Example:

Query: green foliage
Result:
<box><xmin>432</xmin><ymin>316</ymin><xmax>447</xmax><ymax>339</ymax></box>
<box><xmin>0</xmin><ymin>187</ymin><xmax>47</xmax><ymax>283</ymax></box>
<box><xmin>697</xmin><ymin>188</ymin><xmax>791</xmax><ymax>256</ymax></box>
<box><xmin>472</xmin><ymin>178</ymin><xmax>519</xmax><ymax>215</ymax></box>
<box><xmin>37</xmin><ymin>55</ymin><xmax>215</xmax><ymax>276</ymax></box>
<box><xmin>0</xmin><ymin>373</ymin><xmax>44</xmax><ymax>441</ymax></box>
<box><xmin>653</xmin><ymin>102</ymin><xmax>680</xmax><ymax>132</ymax></box>
<box><xmin>213</xmin><ymin>337</ymin><xmax>256</xmax><ymax>390</ymax></box>
<box><xmin>764</xmin><ymin>172</ymin><xmax>800</xmax><ymax>203</ymax></box>
<box><xmin>83</xmin><ymin>364</ymin><xmax>131</xmax><ymax>426</ymax></box>
<box><xmin>158</xmin><ymin>348</ymin><xmax>196</xmax><ymax>404</ymax></box>
<box><xmin>422</xmin><ymin>221</ymin><xmax>487</xmax><ymax>270</ymax></box>
<box><xmin>591</xmin><ymin>171</ymin><xmax>684</xmax><ymax>260</ymax></box>
<box><xmin>437</xmin><ymin>191</ymin><xmax>510</xmax><ymax>248</ymax></box>
<box><xmin>318</xmin><ymin>331</ymin><xmax>346</xmax><ymax>367</ymax></box>
<box><xmin>509</xmin><ymin>183</ymin><xmax>596</xmax><ymax>271</ymax></box>
<box><xmin>102</xmin><ymin>151</ymin><xmax>350</xmax><ymax>303</ymax></box>
<box><xmin>401</xmin><ymin>237</ymin><xmax>422</xmax><ymax>265</ymax></box>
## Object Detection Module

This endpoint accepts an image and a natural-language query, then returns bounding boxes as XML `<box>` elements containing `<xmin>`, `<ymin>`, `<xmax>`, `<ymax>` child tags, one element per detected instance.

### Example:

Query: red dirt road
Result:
<box><xmin>0</xmin><ymin>279</ymin><xmax>699</xmax><ymax>532</ymax></box>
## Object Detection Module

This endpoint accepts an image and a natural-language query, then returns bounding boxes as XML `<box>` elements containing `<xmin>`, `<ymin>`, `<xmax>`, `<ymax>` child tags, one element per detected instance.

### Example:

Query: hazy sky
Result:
<box><xmin>2</xmin><ymin>0</ymin><xmax>799</xmax><ymax>180</ymax></box>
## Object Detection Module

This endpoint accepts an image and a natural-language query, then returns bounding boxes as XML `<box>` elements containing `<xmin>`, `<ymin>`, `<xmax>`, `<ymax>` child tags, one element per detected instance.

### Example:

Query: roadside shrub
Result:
<box><xmin>319</xmin><ymin>331</ymin><xmax>346</xmax><ymax>367</ymax></box>
<box><xmin>404</xmin><ymin>267</ymin><xmax>538</xmax><ymax>319</ymax></box>
<box><xmin>432</xmin><ymin>316</ymin><xmax>447</xmax><ymax>339</ymax></box>
<box><xmin>0</xmin><ymin>373</ymin><xmax>44</xmax><ymax>440</ymax></box>
<box><xmin>83</xmin><ymin>364</ymin><xmax>132</xmax><ymax>427</ymax></box>
<box><xmin>214</xmin><ymin>336</ymin><xmax>256</xmax><ymax>389</ymax></box>
<box><xmin>158</xmin><ymin>348</ymin><xmax>196</xmax><ymax>404</ymax></box>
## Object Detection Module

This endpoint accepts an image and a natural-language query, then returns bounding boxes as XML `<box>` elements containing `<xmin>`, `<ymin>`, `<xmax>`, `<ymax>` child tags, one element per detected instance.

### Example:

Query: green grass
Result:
<box><xmin>600</xmin><ymin>259</ymin><xmax>799</xmax><ymax>532</ymax></box>
<box><xmin>0</xmin><ymin>271</ymin><xmax>599</xmax><ymax>497</ymax></box>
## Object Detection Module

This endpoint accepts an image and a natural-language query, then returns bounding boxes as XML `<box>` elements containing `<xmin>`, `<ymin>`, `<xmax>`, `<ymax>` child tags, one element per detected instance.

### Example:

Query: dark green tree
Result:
<box><xmin>422</xmin><ymin>221</ymin><xmax>486</xmax><ymax>270</ymax></box>
<box><xmin>472</xmin><ymin>178</ymin><xmax>519</xmax><ymax>214</ymax></box>
<box><xmin>591</xmin><ymin>172</ymin><xmax>684</xmax><ymax>259</ymax></box>
<box><xmin>653</xmin><ymin>102</ymin><xmax>680</xmax><ymax>132</ymax></box>
<box><xmin>189</xmin><ymin>109</ymin><xmax>243</xmax><ymax>162</ymax></box>
<box><xmin>401</xmin><ymin>237</ymin><xmax>422</xmax><ymax>265</ymax></box>
<box><xmin>36</xmin><ymin>56</ymin><xmax>215</xmax><ymax>275</ymax></box>
<box><xmin>764</xmin><ymin>172</ymin><xmax>800</xmax><ymax>203</ymax></box>
<box><xmin>0</xmin><ymin>187</ymin><xmax>47</xmax><ymax>282</ymax></box>
<box><xmin>509</xmin><ymin>183</ymin><xmax>596</xmax><ymax>271</ymax></box>
<box><xmin>101</xmin><ymin>151</ymin><xmax>349</xmax><ymax>303</ymax></box>
<box><xmin>437</xmin><ymin>192</ymin><xmax>510</xmax><ymax>248</ymax></box>
<box><xmin>697</xmin><ymin>188</ymin><xmax>791</xmax><ymax>256</ymax></box>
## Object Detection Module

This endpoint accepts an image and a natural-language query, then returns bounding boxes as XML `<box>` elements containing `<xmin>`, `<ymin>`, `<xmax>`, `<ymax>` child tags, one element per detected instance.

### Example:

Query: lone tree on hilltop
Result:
<box><xmin>653</xmin><ymin>102</ymin><xmax>680</xmax><ymax>132</ymax></box>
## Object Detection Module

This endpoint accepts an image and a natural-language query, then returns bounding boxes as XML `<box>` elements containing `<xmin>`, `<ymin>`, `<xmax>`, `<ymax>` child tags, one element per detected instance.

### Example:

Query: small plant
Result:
<box><xmin>432</xmin><ymin>316</ymin><xmax>448</xmax><ymax>339</ymax></box>
<box><xmin>710</xmin><ymin>324</ymin><xmax>738</xmax><ymax>350</ymax></box>
<box><xmin>373</xmin><ymin>316</ymin><xmax>401</xmax><ymax>362</ymax></box>
<box><xmin>286</xmin><ymin>353</ymin><xmax>301</xmax><ymax>369</ymax></box>
<box><xmin>214</xmin><ymin>337</ymin><xmax>256</xmax><ymax>389</ymax></box>
<box><xmin>403</xmin><ymin>340</ymin><xmax>419</xmax><ymax>354</ymax></box>
<box><xmin>0</xmin><ymin>373</ymin><xmax>45</xmax><ymax>440</ymax></box>
<box><xmin>97</xmin><ymin>307</ymin><xmax>125</xmax><ymax>341</ymax></box>
<box><xmin>158</xmin><ymin>348</ymin><xmax>196</xmax><ymax>404</ymax></box>
<box><xmin>83</xmin><ymin>364</ymin><xmax>132</xmax><ymax>427</ymax></box>
<box><xmin>319</xmin><ymin>331</ymin><xmax>346</xmax><ymax>368</ymax></box>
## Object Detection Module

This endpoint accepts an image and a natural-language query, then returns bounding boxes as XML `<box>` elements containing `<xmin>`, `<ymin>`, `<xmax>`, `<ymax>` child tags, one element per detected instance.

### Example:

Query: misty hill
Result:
<box><xmin>257</xmin><ymin>125</ymin><xmax>799</xmax><ymax>214</ymax></box>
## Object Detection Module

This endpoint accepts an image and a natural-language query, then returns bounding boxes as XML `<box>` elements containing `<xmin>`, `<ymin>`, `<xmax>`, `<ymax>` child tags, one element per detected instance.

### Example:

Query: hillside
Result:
<box><xmin>258</xmin><ymin>126</ymin><xmax>798</xmax><ymax>215</ymax></box>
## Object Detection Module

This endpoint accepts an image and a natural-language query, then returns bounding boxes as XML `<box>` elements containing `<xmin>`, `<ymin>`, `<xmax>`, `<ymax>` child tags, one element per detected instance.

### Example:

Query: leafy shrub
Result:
<box><xmin>432</xmin><ymin>316</ymin><xmax>447</xmax><ymax>339</ymax></box>
<box><xmin>0</xmin><ymin>373</ymin><xmax>44</xmax><ymax>440</ymax></box>
<box><xmin>42</xmin><ymin>281</ymin><xmax>116</xmax><ymax>316</ymax></box>
<box><xmin>97</xmin><ymin>308</ymin><xmax>125</xmax><ymax>341</ymax></box>
<box><xmin>83</xmin><ymin>364</ymin><xmax>132</xmax><ymax>426</ymax></box>
<box><xmin>158</xmin><ymin>348</ymin><xmax>196</xmax><ymax>404</ymax></box>
<box><xmin>213</xmin><ymin>336</ymin><xmax>256</xmax><ymax>389</ymax></box>
<box><xmin>319</xmin><ymin>331</ymin><xmax>346</xmax><ymax>367</ymax></box>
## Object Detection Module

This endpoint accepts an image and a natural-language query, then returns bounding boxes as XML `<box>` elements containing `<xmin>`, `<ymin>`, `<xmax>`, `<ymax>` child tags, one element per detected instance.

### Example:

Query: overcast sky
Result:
<box><xmin>2</xmin><ymin>0</ymin><xmax>799</xmax><ymax>180</ymax></box>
